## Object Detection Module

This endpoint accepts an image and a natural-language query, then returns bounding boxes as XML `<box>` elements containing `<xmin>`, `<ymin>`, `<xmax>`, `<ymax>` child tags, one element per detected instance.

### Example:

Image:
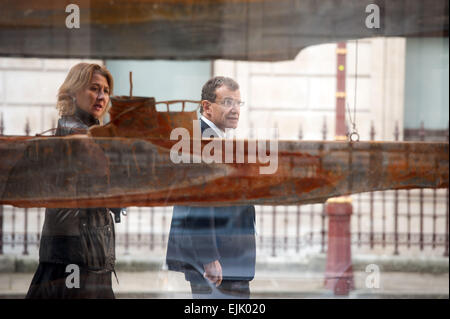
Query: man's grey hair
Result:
<box><xmin>200</xmin><ymin>76</ymin><xmax>239</xmax><ymax>114</ymax></box>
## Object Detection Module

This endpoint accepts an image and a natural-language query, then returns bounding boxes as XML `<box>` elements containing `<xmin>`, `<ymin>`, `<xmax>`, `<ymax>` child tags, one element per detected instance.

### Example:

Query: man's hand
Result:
<box><xmin>203</xmin><ymin>260</ymin><xmax>222</xmax><ymax>287</ymax></box>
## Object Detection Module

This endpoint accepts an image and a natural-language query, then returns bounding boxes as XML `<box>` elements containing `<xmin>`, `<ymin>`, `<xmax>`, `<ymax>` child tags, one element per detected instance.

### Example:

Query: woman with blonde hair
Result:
<box><xmin>55</xmin><ymin>62</ymin><xmax>113</xmax><ymax>134</ymax></box>
<box><xmin>26</xmin><ymin>62</ymin><xmax>118</xmax><ymax>299</ymax></box>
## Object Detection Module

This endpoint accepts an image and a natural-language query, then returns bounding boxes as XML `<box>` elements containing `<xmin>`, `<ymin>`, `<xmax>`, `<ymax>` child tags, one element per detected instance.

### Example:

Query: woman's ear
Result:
<box><xmin>70</xmin><ymin>90</ymin><xmax>77</xmax><ymax>103</ymax></box>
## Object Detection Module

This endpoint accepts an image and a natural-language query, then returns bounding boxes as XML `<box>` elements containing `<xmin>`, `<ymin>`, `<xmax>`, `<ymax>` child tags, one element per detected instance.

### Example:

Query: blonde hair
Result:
<box><xmin>56</xmin><ymin>63</ymin><xmax>114</xmax><ymax>117</ymax></box>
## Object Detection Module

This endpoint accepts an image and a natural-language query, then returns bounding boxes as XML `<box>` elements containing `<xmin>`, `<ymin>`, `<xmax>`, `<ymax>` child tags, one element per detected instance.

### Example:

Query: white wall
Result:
<box><xmin>404</xmin><ymin>37</ymin><xmax>449</xmax><ymax>130</ymax></box>
<box><xmin>214</xmin><ymin>37</ymin><xmax>406</xmax><ymax>141</ymax></box>
<box><xmin>0</xmin><ymin>58</ymin><xmax>102</xmax><ymax>135</ymax></box>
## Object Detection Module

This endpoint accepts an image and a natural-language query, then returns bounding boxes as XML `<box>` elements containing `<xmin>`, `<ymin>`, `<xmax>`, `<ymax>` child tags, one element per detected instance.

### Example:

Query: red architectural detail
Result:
<box><xmin>324</xmin><ymin>41</ymin><xmax>355</xmax><ymax>296</ymax></box>
<box><xmin>324</xmin><ymin>200</ymin><xmax>355</xmax><ymax>295</ymax></box>
<box><xmin>336</xmin><ymin>42</ymin><xmax>347</xmax><ymax>137</ymax></box>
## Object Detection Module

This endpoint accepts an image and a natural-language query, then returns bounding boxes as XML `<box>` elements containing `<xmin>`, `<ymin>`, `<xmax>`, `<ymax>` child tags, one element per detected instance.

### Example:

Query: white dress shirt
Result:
<box><xmin>200</xmin><ymin>115</ymin><xmax>226</xmax><ymax>138</ymax></box>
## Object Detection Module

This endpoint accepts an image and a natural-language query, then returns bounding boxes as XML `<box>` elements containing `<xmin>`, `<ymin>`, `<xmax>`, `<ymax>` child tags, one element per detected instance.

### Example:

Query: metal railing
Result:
<box><xmin>0</xmin><ymin>115</ymin><xmax>448</xmax><ymax>257</ymax></box>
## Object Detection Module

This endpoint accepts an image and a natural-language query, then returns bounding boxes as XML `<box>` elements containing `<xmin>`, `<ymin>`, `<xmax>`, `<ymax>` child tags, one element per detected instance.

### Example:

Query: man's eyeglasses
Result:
<box><xmin>214</xmin><ymin>98</ymin><xmax>245</xmax><ymax>108</ymax></box>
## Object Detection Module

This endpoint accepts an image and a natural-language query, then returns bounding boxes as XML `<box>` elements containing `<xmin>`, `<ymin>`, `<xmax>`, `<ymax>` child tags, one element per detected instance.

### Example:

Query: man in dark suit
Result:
<box><xmin>166</xmin><ymin>76</ymin><xmax>256</xmax><ymax>299</ymax></box>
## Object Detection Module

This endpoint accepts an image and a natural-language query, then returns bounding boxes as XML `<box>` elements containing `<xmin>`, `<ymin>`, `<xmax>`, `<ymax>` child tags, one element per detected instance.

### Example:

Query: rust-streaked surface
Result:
<box><xmin>0</xmin><ymin>136</ymin><xmax>448</xmax><ymax>208</ymax></box>
<box><xmin>1</xmin><ymin>96</ymin><xmax>448</xmax><ymax>208</ymax></box>
<box><xmin>0</xmin><ymin>0</ymin><xmax>448</xmax><ymax>61</ymax></box>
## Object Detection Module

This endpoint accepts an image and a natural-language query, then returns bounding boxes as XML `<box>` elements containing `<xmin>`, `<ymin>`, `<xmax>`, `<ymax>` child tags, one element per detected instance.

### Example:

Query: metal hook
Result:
<box><xmin>349</xmin><ymin>131</ymin><xmax>360</xmax><ymax>142</ymax></box>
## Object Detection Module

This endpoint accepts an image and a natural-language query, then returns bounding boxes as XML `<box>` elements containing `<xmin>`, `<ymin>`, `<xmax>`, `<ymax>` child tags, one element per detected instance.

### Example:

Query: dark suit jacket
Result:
<box><xmin>166</xmin><ymin>118</ymin><xmax>256</xmax><ymax>281</ymax></box>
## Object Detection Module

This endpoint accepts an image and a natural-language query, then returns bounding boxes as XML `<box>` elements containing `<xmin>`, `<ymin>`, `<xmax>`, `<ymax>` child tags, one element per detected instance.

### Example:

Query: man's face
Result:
<box><xmin>203</xmin><ymin>85</ymin><xmax>241</xmax><ymax>131</ymax></box>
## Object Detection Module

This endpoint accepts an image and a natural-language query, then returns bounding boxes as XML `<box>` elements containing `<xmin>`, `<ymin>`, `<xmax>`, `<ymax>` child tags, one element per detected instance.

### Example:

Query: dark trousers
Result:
<box><xmin>186</xmin><ymin>270</ymin><xmax>250</xmax><ymax>299</ymax></box>
<box><xmin>26</xmin><ymin>262</ymin><xmax>115</xmax><ymax>299</ymax></box>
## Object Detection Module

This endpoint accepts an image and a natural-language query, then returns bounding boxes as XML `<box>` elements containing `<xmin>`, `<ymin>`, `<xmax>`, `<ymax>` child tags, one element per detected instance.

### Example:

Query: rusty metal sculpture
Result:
<box><xmin>0</xmin><ymin>96</ymin><xmax>448</xmax><ymax>208</ymax></box>
<box><xmin>0</xmin><ymin>0</ymin><xmax>448</xmax><ymax>61</ymax></box>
